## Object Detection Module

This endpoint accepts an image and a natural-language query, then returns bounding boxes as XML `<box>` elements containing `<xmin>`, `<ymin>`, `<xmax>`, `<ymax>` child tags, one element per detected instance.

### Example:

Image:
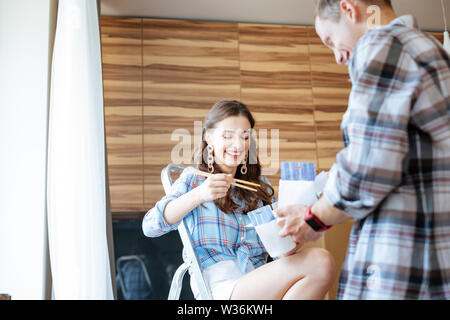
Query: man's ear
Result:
<box><xmin>340</xmin><ymin>0</ymin><xmax>360</xmax><ymax>23</ymax></box>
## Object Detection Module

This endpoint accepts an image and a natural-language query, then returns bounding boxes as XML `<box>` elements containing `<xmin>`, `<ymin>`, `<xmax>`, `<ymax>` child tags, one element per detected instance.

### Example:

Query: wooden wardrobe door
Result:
<box><xmin>101</xmin><ymin>17</ymin><xmax>144</xmax><ymax>213</ymax></box>
<box><xmin>238</xmin><ymin>23</ymin><xmax>316</xmax><ymax>194</ymax></box>
<box><xmin>143</xmin><ymin>19</ymin><xmax>241</xmax><ymax>208</ymax></box>
<box><xmin>308</xmin><ymin>28</ymin><xmax>351</xmax><ymax>172</ymax></box>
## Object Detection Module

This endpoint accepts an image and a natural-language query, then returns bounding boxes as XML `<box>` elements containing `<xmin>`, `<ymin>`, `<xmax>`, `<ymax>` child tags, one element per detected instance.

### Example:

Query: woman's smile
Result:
<box><xmin>225</xmin><ymin>149</ymin><xmax>243</xmax><ymax>160</ymax></box>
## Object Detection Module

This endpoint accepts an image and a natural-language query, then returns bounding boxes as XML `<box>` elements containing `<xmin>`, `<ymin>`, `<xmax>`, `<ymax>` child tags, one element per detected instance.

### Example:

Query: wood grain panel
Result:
<box><xmin>101</xmin><ymin>18</ymin><xmax>443</xmax><ymax>216</ymax></box>
<box><xmin>309</xmin><ymin>28</ymin><xmax>351</xmax><ymax>171</ymax></box>
<box><xmin>101</xmin><ymin>17</ymin><xmax>144</xmax><ymax>213</ymax></box>
<box><xmin>430</xmin><ymin>32</ymin><xmax>444</xmax><ymax>44</ymax></box>
<box><xmin>308</xmin><ymin>28</ymin><xmax>352</xmax><ymax>300</ymax></box>
<box><xmin>143</xmin><ymin>19</ymin><xmax>241</xmax><ymax>208</ymax></box>
<box><xmin>239</xmin><ymin>24</ymin><xmax>316</xmax><ymax>191</ymax></box>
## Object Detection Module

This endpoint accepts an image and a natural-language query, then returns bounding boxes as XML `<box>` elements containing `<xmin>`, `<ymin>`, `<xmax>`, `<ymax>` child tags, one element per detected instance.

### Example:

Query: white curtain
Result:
<box><xmin>47</xmin><ymin>0</ymin><xmax>113</xmax><ymax>299</ymax></box>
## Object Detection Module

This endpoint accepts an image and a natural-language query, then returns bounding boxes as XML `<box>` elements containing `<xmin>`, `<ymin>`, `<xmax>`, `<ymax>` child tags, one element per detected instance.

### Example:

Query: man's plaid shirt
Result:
<box><xmin>324</xmin><ymin>15</ymin><xmax>450</xmax><ymax>299</ymax></box>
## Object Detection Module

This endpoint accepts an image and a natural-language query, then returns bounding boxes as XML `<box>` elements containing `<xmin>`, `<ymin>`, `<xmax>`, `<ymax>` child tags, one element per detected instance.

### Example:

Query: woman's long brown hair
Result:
<box><xmin>194</xmin><ymin>100</ymin><xmax>275</xmax><ymax>214</ymax></box>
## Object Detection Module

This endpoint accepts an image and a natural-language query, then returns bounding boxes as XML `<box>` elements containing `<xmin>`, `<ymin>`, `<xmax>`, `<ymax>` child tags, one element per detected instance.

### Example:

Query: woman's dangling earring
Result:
<box><xmin>207</xmin><ymin>144</ymin><xmax>214</xmax><ymax>173</ymax></box>
<box><xmin>240</xmin><ymin>153</ymin><xmax>248</xmax><ymax>175</ymax></box>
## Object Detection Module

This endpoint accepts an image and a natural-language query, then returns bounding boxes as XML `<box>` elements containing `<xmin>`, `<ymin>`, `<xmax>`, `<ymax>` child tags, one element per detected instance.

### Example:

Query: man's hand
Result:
<box><xmin>276</xmin><ymin>204</ymin><xmax>323</xmax><ymax>243</ymax></box>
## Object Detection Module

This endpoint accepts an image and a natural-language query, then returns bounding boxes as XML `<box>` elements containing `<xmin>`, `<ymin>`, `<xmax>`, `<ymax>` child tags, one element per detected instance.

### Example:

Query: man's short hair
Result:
<box><xmin>315</xmin><ymin>0</ymin><xmax>392</xmax><ymax>22</ymax></box>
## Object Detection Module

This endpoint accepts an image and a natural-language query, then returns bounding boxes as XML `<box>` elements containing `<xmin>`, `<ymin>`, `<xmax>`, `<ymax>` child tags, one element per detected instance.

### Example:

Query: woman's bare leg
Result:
<box><xmin>230</xmin><ymin>248</ymin><xmax>336</xmax><ymax>300</ymax></box>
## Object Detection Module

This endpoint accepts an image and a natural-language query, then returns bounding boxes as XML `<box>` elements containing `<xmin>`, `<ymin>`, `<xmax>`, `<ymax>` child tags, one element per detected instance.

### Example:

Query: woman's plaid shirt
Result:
<box><xmin>143</xmin><ymin>167</ymin><xmax>275</xmax><ymax>273</ymax></box>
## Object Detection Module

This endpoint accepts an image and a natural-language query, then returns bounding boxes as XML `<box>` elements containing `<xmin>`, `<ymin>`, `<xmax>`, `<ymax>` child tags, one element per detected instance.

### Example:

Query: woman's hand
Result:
<box><xmin>195</xmin><ymin>173</ymin><xmax>233</xmax><ymax>203</ymax></box>
<box><xmin>163</xmin><ymin>172</ymin><xmax>233</xmax><ymax>225</ymax></box>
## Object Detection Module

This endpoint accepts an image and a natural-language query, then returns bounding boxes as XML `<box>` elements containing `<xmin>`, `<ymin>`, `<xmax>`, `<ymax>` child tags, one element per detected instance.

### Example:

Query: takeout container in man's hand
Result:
<box><xmin>248</xmin><ymin>202</ymin><xmax>296</xmax><ymax>258</ymax></box>
<box><xmin>278</xmin><ymin>162</ymin><xmax>329</xmax><ymax>208</ymax></box>
<box><xmin>255</xmin><ymin>220</ymin><xmax>296</xmax><ymax>258</ymax></box>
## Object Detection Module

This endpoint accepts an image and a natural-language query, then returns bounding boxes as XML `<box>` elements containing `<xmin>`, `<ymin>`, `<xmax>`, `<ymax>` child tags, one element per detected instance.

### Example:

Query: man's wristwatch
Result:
<box><xmin>304</xmin><ymin>205</ymin><xmax>333</xmax><ymax>232</ymax></box>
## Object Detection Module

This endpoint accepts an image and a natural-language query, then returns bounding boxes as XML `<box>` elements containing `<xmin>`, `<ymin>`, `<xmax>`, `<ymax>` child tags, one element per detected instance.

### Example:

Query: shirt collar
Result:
<box><xmin>384</xmin><ymin>14</ymin><xmax>418</xmax><ymax>29</ymax></box>
<box><xmin>346</xmin><ymin>15</ymin><xmax>418</xmax><ymax>68</ymax></box>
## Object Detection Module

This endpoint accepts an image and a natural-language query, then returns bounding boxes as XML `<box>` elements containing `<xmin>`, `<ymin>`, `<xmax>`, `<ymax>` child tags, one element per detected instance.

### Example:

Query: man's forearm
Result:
<box><xmin>311</xmin><ymin>196</ymin><xmax>352</xmax><ymax>227</ymax></box>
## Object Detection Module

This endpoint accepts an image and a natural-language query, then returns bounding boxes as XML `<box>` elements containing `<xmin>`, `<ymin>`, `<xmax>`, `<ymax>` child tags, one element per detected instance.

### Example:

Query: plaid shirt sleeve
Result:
<box><xmin>142</xmin><ymin>168</ymin><xmax>195</xmax><ymax>237</ymax></box>
<box><xmin>323</xmin><ymin>30</ymin><xmax>421</xmax><ymax>220</ymax></box>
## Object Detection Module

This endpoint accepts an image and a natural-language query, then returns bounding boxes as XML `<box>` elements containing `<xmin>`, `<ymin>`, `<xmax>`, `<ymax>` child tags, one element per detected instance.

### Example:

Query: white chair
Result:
<box><xmin>161</xmin><ymin>164</ymin><xmax>213</xmax><ymax>300</ymax></box>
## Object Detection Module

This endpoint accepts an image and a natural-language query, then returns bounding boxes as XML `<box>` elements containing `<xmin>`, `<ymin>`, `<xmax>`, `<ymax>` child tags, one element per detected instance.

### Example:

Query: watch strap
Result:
<box><xmin>304</xmin><ymin>205</ymin><xmax>332</xmax><ymax>232</ymax></box>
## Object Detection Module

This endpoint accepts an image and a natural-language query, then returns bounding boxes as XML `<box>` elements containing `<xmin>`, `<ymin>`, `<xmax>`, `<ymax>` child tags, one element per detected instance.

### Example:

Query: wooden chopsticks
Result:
<box><xmin>191</xmin><ymin>168</ymin><xmax>260</xmax><ymax>192</ymax></box>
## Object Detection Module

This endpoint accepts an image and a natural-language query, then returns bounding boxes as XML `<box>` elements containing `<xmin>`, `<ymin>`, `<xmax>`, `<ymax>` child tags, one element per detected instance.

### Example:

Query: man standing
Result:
<box><xmin>278</xmin><ymin>0</ymin><xmax>450</xmax><ymax>299</ymax></box>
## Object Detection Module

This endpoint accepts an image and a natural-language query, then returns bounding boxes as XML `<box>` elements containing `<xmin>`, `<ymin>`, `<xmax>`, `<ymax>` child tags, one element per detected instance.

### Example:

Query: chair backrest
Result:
<box><xmin>161</xmin><ymin>164</ymin><xmax>213</xmax><ymax>300</ymax></box>
<box><xmin>116</xmin><ymin>255</ymin><xmax>152</xmax><ymax>300</ymax></box>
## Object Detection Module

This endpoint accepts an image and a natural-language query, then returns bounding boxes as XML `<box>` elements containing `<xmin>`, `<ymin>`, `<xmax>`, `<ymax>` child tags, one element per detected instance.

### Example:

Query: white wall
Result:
<box><xmin>0</xmin><ymin>0</ymin><xmax>56</xmax><ymax>299</ymax></box>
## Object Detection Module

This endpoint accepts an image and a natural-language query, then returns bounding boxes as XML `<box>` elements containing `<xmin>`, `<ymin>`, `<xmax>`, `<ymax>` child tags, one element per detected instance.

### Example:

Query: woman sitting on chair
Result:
<box><xmin>143</xmin><ymin>99</ymin><xmax>336</xmax><ymax>300</ymax></box>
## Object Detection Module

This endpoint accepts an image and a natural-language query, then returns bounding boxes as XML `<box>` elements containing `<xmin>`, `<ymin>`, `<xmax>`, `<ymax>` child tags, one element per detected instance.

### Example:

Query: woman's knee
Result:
<box><xmin>303</xmin><ymin>248</ymin><xmax>336</xmax><ymax>285</ymax></box>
